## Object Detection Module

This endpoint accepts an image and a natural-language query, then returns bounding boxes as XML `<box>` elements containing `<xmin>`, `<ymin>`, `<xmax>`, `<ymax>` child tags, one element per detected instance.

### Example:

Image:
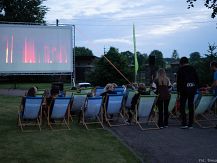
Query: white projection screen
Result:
<box><xmin>0</xmin><ymin>24</ymin><xmax>73</xmax><ymax>73</ymax></box>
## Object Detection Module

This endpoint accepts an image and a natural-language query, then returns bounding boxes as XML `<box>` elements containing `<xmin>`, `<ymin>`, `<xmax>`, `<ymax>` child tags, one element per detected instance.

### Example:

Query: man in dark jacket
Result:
<box><xmin>177</xmin><ymin>57</ymin><xmax>199</xmax><ymax>129</ymax></box>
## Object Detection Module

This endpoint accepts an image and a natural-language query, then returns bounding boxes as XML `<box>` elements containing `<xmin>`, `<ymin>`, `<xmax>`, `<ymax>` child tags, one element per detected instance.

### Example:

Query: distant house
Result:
<box><xmin>75</xmin><ymin>56</ymin><xmax>98</xmax><ymax>82</ymax></box>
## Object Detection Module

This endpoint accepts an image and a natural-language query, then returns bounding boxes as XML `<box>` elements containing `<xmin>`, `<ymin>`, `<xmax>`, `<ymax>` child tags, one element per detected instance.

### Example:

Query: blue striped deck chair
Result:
<box><xmin>18</xmin><ymin>96</ymin><xmax>43</xmax><ymax>131</ymax></box>
<box><xmin>95</xmin><ymin>87</ymin><xmax>105</xmax><ymax>96</ymax></box>
<box><xmin>48</xmin><ymin>97</ymin><xmax>71</xmax><ymax>130</ymax></box>
<box><xmin>104</xmin><ymin>94</ymin><xmax>126</xmax><ymax>127</ymax></box>
<box><xmin>135</xmin><ymin>95</ymin><xmax>159</xmax><ymax>130</ymax></box>
<box><xmin>194</xmin><ymin>94</ymin><xmax>216</xmax><ymax>128</ymax></box>
<box><xmin>81</xmin><ymin>96</ymin><xmax>104</xmax><ymax>129</ymax></box>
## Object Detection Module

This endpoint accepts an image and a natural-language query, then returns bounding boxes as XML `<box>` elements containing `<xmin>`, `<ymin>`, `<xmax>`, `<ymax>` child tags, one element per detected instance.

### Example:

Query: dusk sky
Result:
<box><xmin>44</xmin><ymin>0</ymin><xmax>217</xmax><ymax>58</ymax></box>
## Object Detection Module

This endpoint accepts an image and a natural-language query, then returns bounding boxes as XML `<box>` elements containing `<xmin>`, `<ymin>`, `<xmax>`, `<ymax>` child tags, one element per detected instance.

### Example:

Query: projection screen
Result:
<box><xmin>0</xmin><ymin>24</ymin><xmax>73</xmax><ymax>73</ymax></box>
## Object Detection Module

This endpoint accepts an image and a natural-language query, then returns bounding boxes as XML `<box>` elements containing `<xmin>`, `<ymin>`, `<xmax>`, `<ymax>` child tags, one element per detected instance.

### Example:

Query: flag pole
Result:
<box><xmin>133</xmin><ymin>24</ymin><xmax>138</xmax><ymax>82</ymax></box>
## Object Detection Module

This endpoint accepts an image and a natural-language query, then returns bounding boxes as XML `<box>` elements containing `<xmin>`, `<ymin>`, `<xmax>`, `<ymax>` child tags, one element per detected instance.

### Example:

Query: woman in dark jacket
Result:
<box><xmin>152</xmin><ymin>68</ymin><xmax>172</xmax><ymax>129</ymax></box>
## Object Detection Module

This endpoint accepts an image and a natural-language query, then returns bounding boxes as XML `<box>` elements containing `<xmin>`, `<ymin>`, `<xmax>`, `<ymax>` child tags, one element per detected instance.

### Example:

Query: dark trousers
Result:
<box><xmin>180</xmin><ymin>94</ymin><xmax>194</xmax><ymax>126</ymax></box>
<box><xmin>157</xmin><ymin>99</ymin><xmax>169</xmax><ymax>127</ymax></box>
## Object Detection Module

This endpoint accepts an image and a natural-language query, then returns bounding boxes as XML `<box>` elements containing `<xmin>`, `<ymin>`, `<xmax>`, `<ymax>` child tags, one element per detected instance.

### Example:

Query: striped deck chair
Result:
<box><xmin>135</xmin><ymin>95</ymin><xmax>159</xmax><ymax>130</ymax></box>
<box><xmin>47</xmin><ymin>97</ymin><xmax>71</xmax><ymax>130</ymax></box>
<box><xmin>194</xmin><ymin>94</ymin><xmax>216</xmax><ymax>128</ymax></box>
<box><xmin>81</xmin><ymin>97</ymin><xmax>104</xmax><ymax>129</ymax></box>
<box><xmin>18</xmin><ymin>96</ymin><xmax>43</xmax><ymax>131</ymax></box>
<box><xmin>104</xmin><ymin>94</ymin><xmax>126</xmax><ymax>127</ymax></box>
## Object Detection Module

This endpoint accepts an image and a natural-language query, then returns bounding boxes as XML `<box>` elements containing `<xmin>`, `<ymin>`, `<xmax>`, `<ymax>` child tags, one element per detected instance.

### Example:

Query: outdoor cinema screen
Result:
<box><xmin>0</xmin><ymin>24</ymin><xmax>72</xmax><ymax>73</ymax></box>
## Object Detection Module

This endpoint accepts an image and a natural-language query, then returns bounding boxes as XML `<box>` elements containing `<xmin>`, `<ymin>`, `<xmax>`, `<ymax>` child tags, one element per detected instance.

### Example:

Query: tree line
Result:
<box><xmin>75</xmin><ymin>44</ymin><xmax>217</xmax><ymax>87</ymax></box>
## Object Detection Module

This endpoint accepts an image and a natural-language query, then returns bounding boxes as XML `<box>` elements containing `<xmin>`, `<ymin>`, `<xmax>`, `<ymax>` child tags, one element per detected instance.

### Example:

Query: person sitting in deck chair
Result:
<box><xmin>127</xmin><ymin>83</ymin><xmax>150</xmax><ymax>124</ymax></box>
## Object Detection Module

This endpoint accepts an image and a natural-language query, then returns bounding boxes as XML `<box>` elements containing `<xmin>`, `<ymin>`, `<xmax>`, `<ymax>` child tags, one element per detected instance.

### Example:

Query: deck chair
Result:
<box><xmin>95</xmin><ymin>87</ymin><xmax>105</xmax><ymax>96</ymax></box>
<box><xmin>18</xmin><ymin>96</ymin><xmax>43</xmax><ymax>131</ymax></box>
<box><xmin>47</xmin><ymin>97</ymin><xmax>71</xmax><ymax>130</ymax></box>
<box><xmin>194</xmin><ymin>95</ymin><xmax>216</xmax><ymax>128</ymax></box>
<box><xmin>124</xmin><ymin>90</ymin><xmax>136</xmax><ymax>116</ymax></box>
<box><xmin>135</xmin><ymin>95</ymin><xmax>159</xmax><ymax>130</ymax></box>
<box><xmin>81</xmin><ymin>97</ymin><xmax>104</xmax><ymax>129</ymax></box>
<box><xmin>70</xmin><ymin>93</ymin><xmax>87</xmax><ymax>118</ymax></box>
<box><xmin>104</xmin><ymin>94</ymin><xmax>126</xmax><ymax>127</ymax></box>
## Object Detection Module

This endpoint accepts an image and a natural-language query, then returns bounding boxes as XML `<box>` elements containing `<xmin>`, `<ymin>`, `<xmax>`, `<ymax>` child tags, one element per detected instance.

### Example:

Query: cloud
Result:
<box><xmin>93</xmin><ymin>38</ymin><xmax>131</xmax><ymax>45</ymax></box>
<box><xmin>44</xmin><ymin>0</ymin><xmax>158</xmax><ymax>21</ymax></box>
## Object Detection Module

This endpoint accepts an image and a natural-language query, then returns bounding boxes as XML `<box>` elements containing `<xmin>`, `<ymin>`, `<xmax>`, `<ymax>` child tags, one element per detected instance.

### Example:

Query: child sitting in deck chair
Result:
<box><xmin>127</xmin><ymin>83</ymin><xmax>150</xmax><ymax>124</ymax></box>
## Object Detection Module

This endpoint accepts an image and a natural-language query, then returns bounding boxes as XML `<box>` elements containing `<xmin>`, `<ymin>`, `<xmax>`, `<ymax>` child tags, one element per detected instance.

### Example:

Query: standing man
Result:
<box><xmin>209</xmin><ymin>61</ymin><xmax>217</xmax><ymax>129</ymax></box>
<box><xmin>177</xmin><ymin>57</ymin><xmax>199</xmax><ymax>129</ymax></box>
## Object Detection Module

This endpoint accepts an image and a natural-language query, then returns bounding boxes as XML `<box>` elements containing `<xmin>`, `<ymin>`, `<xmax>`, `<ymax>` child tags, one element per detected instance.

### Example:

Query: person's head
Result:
<box><xmin>210</xmin><ymin>61</ymin><xmax>217</xmax><ymax>71</ymax></box>
<box><xmin>138</xmin><ymin>83</ymin><xmax>146</xmax><ymax>93</ymax></box>
<box><xmin>105</xmin><ymin>83</ymin><xmax>114</xmax><ymax>91</ymax></box>
<box><xmin>179</xmin><ymin>57</ymin><xmax>189</xmax><ymax>66</ymax></box>
<box><xmin>50</xmin><ymin>88</ymin><xmax>59</xmax><ymax>97</ymax></box>
<box><xmin>156</xmin><ymin>68</ymin><xmax>168</xmax><ymax>86</ymax></box>
<box><xmin>27</xmin><ymin>87</ymin><xmax>37</xmax><ymax>97</ymax></box>
<box><xmin>112</xmin><ymin>83</ymin><xmax>117</xmax><ymax>88</ymax></box>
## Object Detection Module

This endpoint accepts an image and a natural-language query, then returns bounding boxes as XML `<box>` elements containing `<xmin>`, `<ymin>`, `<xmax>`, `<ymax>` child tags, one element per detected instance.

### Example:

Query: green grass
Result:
<box><xmin>0</xmin><ymin>95</ymin><xmax>140</xmax><ymax>163</ymax></box>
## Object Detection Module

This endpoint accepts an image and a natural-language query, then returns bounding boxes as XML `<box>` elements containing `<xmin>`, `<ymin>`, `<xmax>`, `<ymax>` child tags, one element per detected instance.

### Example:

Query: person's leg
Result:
<box><xmin>180</xmin><ymin>95</ymin><xmax>187</xmax><ymax>126</ymax></box>
<box><xmin>157</xmin><ymin>100</ymin><xmax>164</xmax><ymax>127</ymax></box>
<box><xmin>163</xmin><ymin>99</ymin><xmax>170</xmax><ymax>126</ymax></box>
<box><xmin>188</xmin><ymin>94</ymin><xmax>195</xmax><ymax>127</ymax></box>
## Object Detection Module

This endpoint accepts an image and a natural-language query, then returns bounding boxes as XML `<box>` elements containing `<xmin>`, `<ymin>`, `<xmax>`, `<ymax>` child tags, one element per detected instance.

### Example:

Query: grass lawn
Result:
<box><xmin>0</xmin><ymin>95</ymin><xmax>140</xmax><ymax>163</ymax></box>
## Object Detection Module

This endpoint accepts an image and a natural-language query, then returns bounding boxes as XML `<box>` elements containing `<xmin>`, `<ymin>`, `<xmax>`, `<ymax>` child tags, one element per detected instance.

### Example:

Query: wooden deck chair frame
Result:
<box><xmin>135</xmin><ymin>95</ymin><xmax>159</xmax><ymax>130</ymax></box>
<box><xmin>81</xmin><ymin>97</ymin><xmax>104</xmax><ymax>130</ymax></box>
<box><xmin>70</xmin><ymin>93</ymin><xmax>87</xmax><ymax>121</ymax></box>
<box><xmin>47</xmin><ymin>97</ymin><xmax>71</xmax><ymax>130</ymax></box>
<box><xmin>104</xmin><ymin>94</ymin><xmax>127</xmax><ymax>127</ymax></box>
<box><xmin>194</xmin><ymin>95</ymin><xmax>216</xmax><ymax>128</ymax></box>
<box><xmin>18</xmin><ymin>96</ymin><xmax>43</xmax><ymax>132</ymax></box>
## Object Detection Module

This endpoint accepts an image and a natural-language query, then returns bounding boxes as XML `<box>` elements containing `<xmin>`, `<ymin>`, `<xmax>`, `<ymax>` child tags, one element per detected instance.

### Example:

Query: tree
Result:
<box><xmin>172</xmin><ymin>50</ymin><xmax>179</xmax><ymax>60</ymax></box>
<box><xmin>189</xmin><ymin>52</ymin><xmax>201</xmax><ymax>64</ymax></box>
<box><xmin>187</xmin><ymin>0</ymin><xmax>217</xmax><ymax>18</ymax></box>
<box><xmin>149</xmin><ymin>50</ymin><xmax>166</xmax><ymax>68</ymax></box>
<box><xmin>74</xmin><ymin>47</ymin><xmax>94</xmax><ymax>56</ymax></box>
<box><xmin>88</xmin><ymin>47</ymin><xmax>133</xmax><ymax>85</ymax></box>
<box><xmin>0</xmin><ymin>0</ymin><xmax>48</xmax><ymax>23</ymax></box>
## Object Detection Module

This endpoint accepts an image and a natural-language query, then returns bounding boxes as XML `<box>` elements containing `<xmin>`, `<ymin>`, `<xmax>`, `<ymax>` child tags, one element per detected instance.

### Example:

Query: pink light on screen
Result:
<box><xmin>44</xmin><ymin>46</ymin><xmax>50</xmax><ymax>63</ymax></box>
<box><xmin>6</xmin><ymin>39</ymin><xmax>8</xmax><ymax>63</ymax></box>
<box><xmin>23</xmin><ymin>38</ymin><xmax>36</xmax><ymax>63</ymax></box>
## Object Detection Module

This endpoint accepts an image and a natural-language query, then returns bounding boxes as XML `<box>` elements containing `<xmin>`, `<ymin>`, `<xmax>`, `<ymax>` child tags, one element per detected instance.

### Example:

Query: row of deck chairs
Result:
<box><xmin>18</xmin><ymin>87</ymin><xmax>217</xmax><ymax>132</ymax></box>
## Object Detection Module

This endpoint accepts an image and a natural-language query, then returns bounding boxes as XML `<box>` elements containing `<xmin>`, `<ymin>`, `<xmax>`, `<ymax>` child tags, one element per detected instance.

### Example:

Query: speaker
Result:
<box><xmin>149</xmin><ymin>55</ymin><xmax>155</xmax><ymax>66</ymax></box>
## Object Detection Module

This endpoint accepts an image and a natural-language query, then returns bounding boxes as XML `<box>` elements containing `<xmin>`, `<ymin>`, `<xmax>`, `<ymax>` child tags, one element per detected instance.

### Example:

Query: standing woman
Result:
<box><xmin>152</xmin><ymin>68</ymin><xmax>172</xmax><ymax>129</ymax></box>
